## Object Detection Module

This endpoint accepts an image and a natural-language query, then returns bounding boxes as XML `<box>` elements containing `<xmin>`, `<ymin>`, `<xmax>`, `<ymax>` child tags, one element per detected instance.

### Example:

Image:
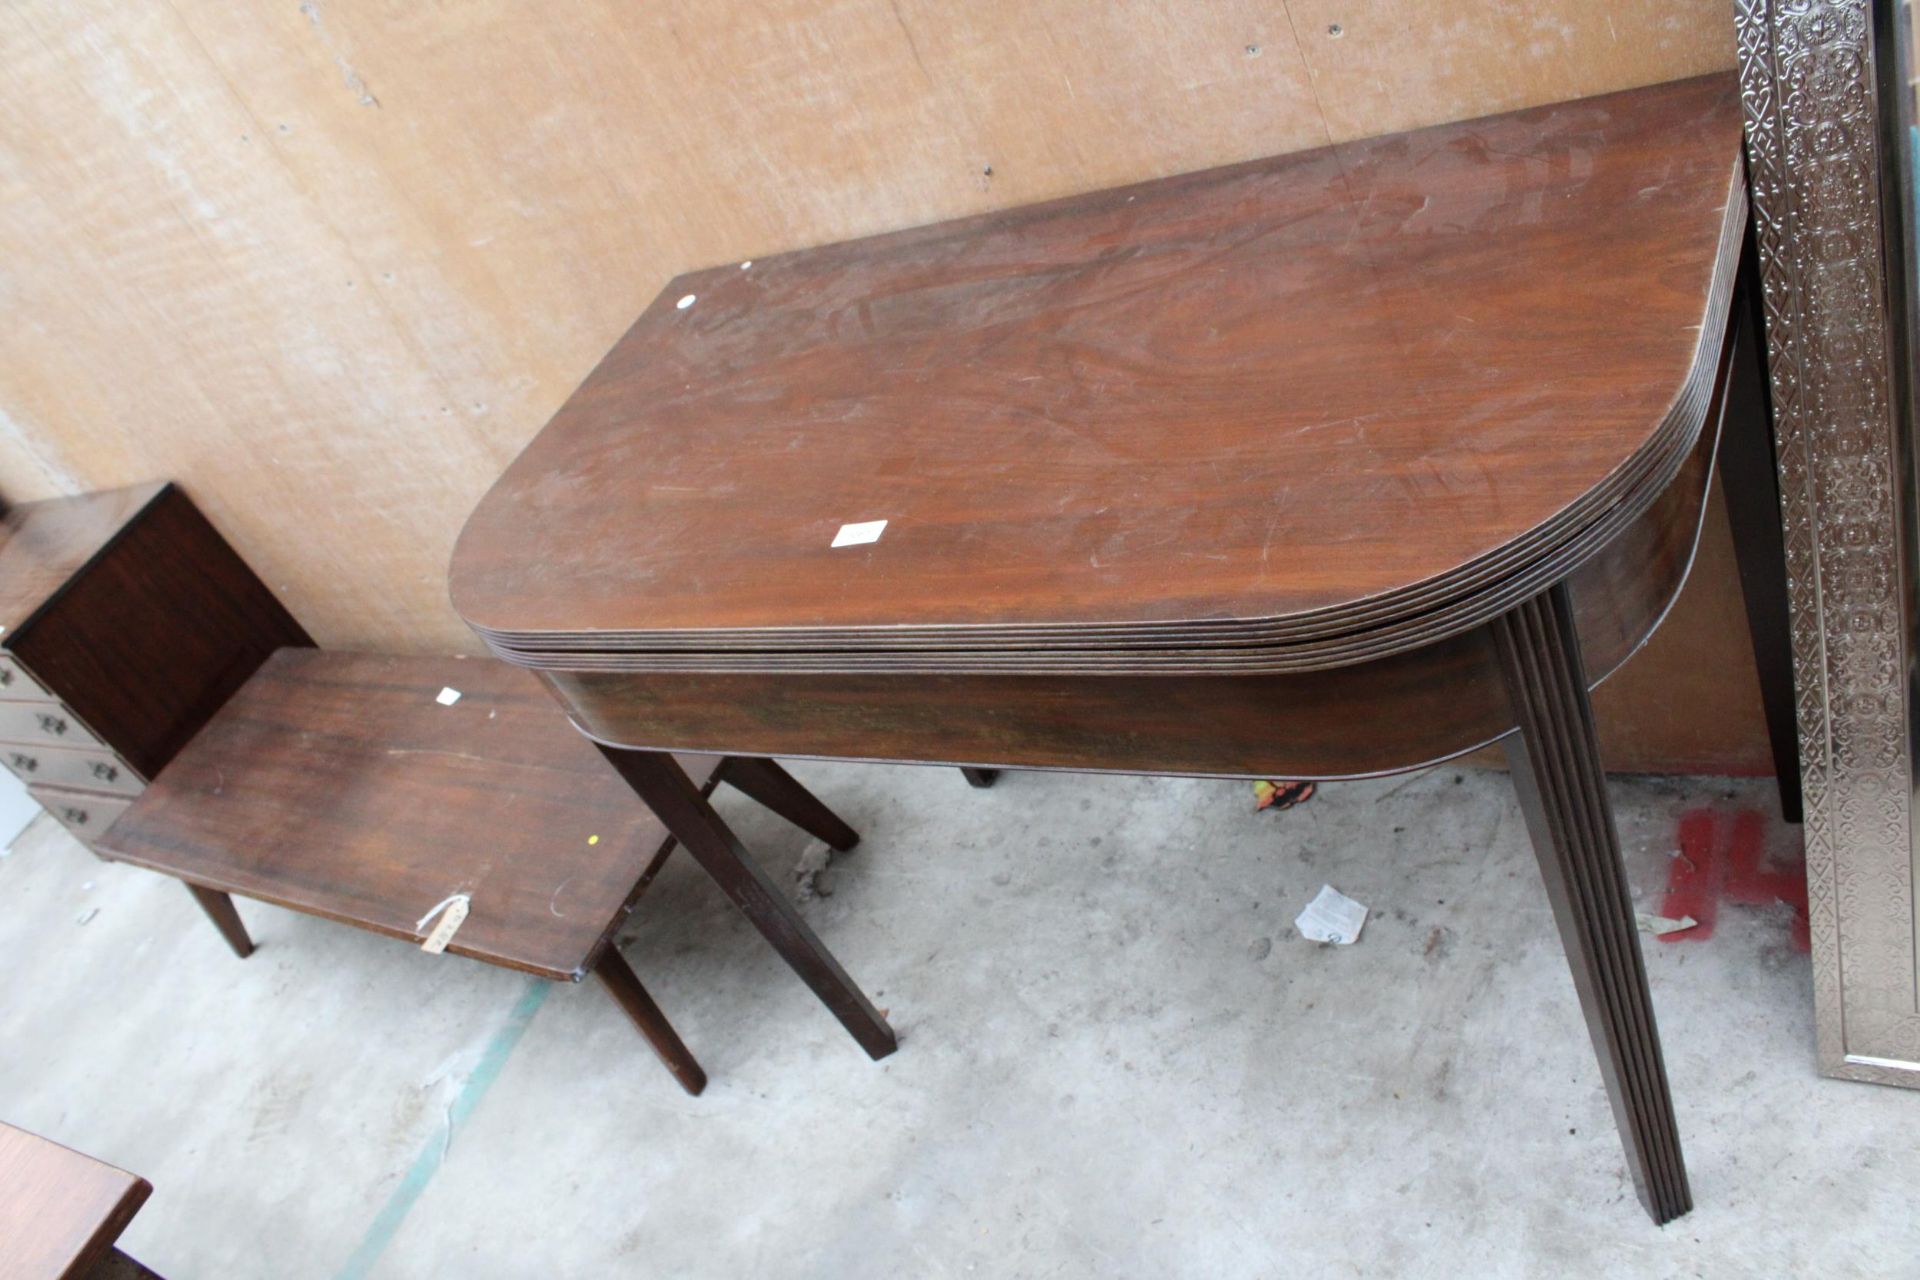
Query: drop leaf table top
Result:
<box><xmin>453</xmin><ymin>74</ymin><xmax>1744</xmax><ymax>672</ymax></box>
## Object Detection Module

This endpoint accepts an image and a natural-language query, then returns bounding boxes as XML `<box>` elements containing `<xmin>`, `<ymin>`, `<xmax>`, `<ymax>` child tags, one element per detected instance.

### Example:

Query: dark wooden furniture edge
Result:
<box><xmin>0</xmin><ymin>482</ymin><xmax>169</xmax><ymax>642</ymax></box>
<box><xmin>1717</xmin><ymin>216</ymin><xmax>1803</xmax><ymax>822</ymax></box>
<box><xmin>0</xmin><ymin>1123</ymin><xmax>154</xmax><ymax>1280</ymax></box>
<box><xmin>70</xmin><ymin>1177</ymin><xmax>154</xmax><ymax>1280</ymax></box>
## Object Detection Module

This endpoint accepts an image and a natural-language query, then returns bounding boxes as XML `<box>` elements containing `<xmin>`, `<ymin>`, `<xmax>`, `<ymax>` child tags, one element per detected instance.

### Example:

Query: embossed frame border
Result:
<box><xmin>1735</xmin><ymin>0</ymin><xmax>1920</xmax><ymax>1084</ymax></box>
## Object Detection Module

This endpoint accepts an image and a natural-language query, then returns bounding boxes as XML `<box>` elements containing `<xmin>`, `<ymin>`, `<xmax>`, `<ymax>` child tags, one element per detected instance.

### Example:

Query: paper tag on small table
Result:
<box><xmin>1295</xmin><ymin>884</ymin><xmax>1368</xmax><ymax>945</ymax></box>
<box><xmin>831</xmin><ymin>519</ymin><xmax>887</xmax><ymax>547</ymax></box>
<box><xmin>419</xmin><ymin>895</ymin><xmax>470</xmax><ymax>953</ymax></box>
<box><xmin>435</xmin><ymin>687</ymin><xmax>462</xmax><ymax>706</ymax></box>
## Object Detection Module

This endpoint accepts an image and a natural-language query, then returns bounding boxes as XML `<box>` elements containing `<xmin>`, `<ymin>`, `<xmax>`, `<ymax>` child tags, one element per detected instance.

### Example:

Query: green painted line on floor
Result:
<box><xmin>334</xmin><ymin>977</ymin><xmax>550</xmax><ymax>1280</ymax></box>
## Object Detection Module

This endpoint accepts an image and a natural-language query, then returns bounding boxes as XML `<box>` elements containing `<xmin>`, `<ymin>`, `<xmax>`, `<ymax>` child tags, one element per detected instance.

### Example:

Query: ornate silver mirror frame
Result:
<box><xmin>1735</xmin><ymin>0</ymin><xmax>1920</xmax><ymax>1084</ymax></box>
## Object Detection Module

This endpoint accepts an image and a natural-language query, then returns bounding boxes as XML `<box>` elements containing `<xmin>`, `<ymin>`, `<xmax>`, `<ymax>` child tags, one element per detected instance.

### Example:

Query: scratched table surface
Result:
<box><xmin>452</xmin><ymin>74</ymin><xmax>1744</xmax><ymax>654</ymax></box>
<box><xmin>97</xmin><ymin>650</ymin><xmax>715</xmax><ymax>981</ymax></box>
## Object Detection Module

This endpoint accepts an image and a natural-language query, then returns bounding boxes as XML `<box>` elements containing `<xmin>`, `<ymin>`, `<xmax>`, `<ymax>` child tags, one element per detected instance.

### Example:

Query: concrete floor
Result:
<box><xmin>2</xmin><ymin>762</ymin><xmax>1915</xmax><ymax>1277</ymax></box>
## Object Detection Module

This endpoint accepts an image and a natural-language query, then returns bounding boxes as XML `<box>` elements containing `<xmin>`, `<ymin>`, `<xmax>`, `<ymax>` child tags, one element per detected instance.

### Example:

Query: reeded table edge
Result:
<box><xmin>454</xmin><ymin>84</ymin><xmax>1744</xmax><ymax>661</ymax></box>
<box><xmin>472</xmin><ymin>165</ymin><xmax>1742</xmax><ymax>677</ymax></box>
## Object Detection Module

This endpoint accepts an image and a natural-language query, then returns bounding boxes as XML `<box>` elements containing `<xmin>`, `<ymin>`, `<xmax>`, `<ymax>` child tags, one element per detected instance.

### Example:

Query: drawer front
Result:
<box><xmin>0</xmin><ymin>743</ymin><xmax>143</xmax><ymax>795</ymax></box>
<box><xmin>29</xmin><ymin>784</ymin><xmax>134</xmax><ymax>845</ymax></box>
<box><xmin>0</xmin><ymin>653</ymin><xmax>54</xmax><ymax>703</ymax></box>
<box><xmin>0</xmin><ymin>701</ymin><xmax>106</xmax><ymax>751</ymax></box>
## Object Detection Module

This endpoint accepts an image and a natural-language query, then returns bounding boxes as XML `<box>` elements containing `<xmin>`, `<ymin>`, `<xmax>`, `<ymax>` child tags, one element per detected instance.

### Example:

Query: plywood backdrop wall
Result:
<box><xmin>0</xmin><ymin>1</ymin><xmax>1766</xmax><ymax>771</ymax></box>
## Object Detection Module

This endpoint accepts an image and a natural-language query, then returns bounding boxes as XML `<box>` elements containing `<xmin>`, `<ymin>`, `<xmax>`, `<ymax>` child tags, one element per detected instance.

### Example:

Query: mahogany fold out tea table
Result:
<box><xmin>450</xmin><ymin>74</ymin><xmax>1796</xmax><ymax>1223</ymax></box>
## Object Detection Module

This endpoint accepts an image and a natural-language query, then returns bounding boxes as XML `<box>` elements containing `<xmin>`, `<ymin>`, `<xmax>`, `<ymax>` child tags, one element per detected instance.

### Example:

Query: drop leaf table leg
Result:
<box><xmin>1495</xmin><ymin>584</ymin><xmax>1691</xmax><ymax>1224</ymax></box>
<box><xmin>594</xmin><ymin>746</ymin><xmax>898</xmax><ymax>1061</ymax></box>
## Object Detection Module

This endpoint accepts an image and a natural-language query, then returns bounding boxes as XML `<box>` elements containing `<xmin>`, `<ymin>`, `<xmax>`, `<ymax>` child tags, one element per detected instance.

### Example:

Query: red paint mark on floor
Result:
<box><xmin>1659</xmin><ymin>808</ymin><xmax>1809</xmax><ymax>951</ymax></box>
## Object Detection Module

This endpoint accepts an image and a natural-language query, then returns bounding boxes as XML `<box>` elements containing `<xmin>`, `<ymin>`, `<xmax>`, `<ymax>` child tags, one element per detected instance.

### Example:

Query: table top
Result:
<box><xmin>98</xmin><ymin>650</ymin><xmax>716</xmax><ymax>980</ymax></box>
<box><xmin>0</xmin><ymin>482</ymin><xmax>166</xmax><ymax>641</ymax></box>
<box><xmin>0</xmin><ymin>1122</ymin><xmax>151</xmax><ymax>1280</ymax></box>
<box><xmin>452</xmin><ymin>74</ymin><xmax>1742</xmax><ymax>654</ymax></box>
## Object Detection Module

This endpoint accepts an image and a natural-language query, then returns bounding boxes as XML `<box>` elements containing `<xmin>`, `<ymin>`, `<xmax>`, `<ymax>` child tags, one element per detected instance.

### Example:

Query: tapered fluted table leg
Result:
<box><xmin>1494</xmin><ymin>583</ymin><xmax>1691</xmax><ymax>1224</ymax></box>
<box><xmin>594</xmin><ymin>745</ymin><xmax>897</xmax><ymax>1060</ymax></box>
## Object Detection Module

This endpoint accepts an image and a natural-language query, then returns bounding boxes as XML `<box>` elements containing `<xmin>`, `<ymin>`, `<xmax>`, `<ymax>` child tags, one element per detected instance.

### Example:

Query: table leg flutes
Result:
<box><xmin>1496</xmin><ymin>583</ymin><xmax>1691</xmax><ymax>1224</ymax></box>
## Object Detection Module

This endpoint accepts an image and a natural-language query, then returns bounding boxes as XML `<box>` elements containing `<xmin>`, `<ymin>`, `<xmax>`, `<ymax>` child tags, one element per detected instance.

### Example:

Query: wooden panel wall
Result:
<box><xmin>0</xmin><ymin>2</ymin><xmax>1756</xmax><ymax>771</ymax></box>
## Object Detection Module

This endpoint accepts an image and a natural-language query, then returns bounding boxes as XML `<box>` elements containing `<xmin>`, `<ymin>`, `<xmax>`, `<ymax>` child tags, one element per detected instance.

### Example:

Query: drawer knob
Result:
<box><xmin>89</xmin><ymin>761</ymin><xmax>118</xmax><ymax>783</ymax></box>
<box><xmin>8</xmin><ymin>753</ymin><xmax>35</xmax><ymax>772</ymax></box>
<box><xmin>0</xmin><ymin>668</ymin><xmax>15</xmax><ymax>686</ymax></box>
<box><xmin>36</xmin><ymin>714</ymin><xmax>66</xmax><ymax>736</ymax></box>
<box><xmin>61</xmin><ymin>806</ymin><xmax>87</xmax><ymax>825</ymax></box>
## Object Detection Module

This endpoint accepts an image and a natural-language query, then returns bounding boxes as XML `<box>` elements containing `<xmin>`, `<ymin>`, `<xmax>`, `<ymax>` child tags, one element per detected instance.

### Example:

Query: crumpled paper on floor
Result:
<box><xmin>1636</xmin><ymin>911</ymin><xmax>1697</xmax><ymax>936</ymax></box>
<box><xmin>1295</xmin><ymin>884</ymin><xmax>1368</xmax><ymax>945</ymax></box>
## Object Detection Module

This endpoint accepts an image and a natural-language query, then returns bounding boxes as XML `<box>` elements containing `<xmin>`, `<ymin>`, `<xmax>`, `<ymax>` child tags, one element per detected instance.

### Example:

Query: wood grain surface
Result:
<box><xmin>452</xmin><ymin>76</ymin><xmax>1744</xmax><ymax>650</ymax></box>
<box><xmin>5</xmin><ymin>484</ymin><xmax>316</xmax><ymax>780</ymax></box>
<box><xmin>488</xmin><ymin>135</ymin><xmax>1751</xmax><ymax>779</ymax></box>
<box><xmin>480</xmin><ymin>311</ymin><xmax>1733</xmax><ymax>677</ymax></box>
<box><xmin>542</xmin><ymin>363</ymin><xmax>1726</xmax><ymax>781</ymax></box>
<box><xmin>98</xmin><ymin>649</ymin><xmax>719</xmax><ymax>981</ymax></box>
<box><xmin>0</xmin><ymin>1121</ymin><xmax>151</xmax><ymax>1280</ymax></box>
<box><xmin>0</xmin><ymin>484</ymin><xmax>164</xmax><ymax>637</ymax></box>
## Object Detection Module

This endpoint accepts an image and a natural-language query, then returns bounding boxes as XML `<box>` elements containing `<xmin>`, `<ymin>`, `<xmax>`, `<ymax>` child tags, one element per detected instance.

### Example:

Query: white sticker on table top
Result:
<box><xmin>418</xmin><ymin>894</ymin><xmax>470</xmax><ymax>954</ymax></box>
<box><xmin>831</xmin><ymin>519</ymin><xmax>888</xmax><ymax>548</ymax></box>
<box><xmin>435</xmin><ymin>687</ymin><xmax>462</xmax><ymax>706</ymax></box>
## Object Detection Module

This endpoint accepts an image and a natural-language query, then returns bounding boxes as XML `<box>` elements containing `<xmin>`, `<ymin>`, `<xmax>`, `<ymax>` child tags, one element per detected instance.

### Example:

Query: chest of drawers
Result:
<box><xmin>0</xmin><ymin>482</ymin><xmax>312</xmax><ymax>847</ymax></box>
